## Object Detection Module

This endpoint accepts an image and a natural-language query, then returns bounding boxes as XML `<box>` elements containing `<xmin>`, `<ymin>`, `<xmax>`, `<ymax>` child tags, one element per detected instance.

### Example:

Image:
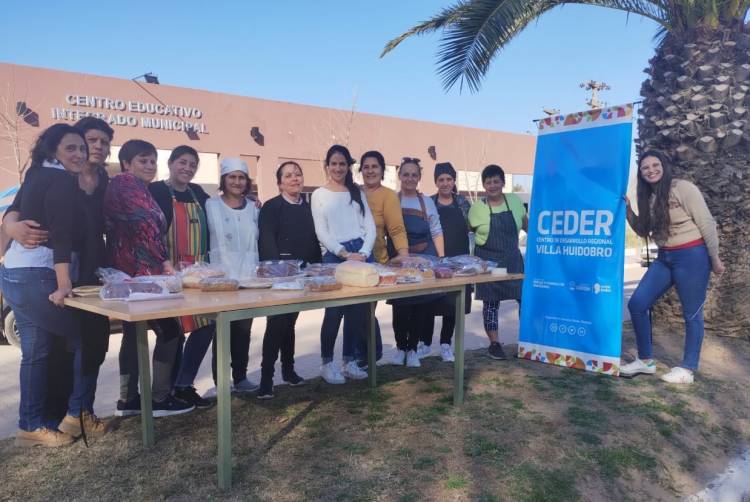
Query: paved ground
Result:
<box><xmin>0</xmin><ymin>265</ymin><xmax>645</xmax><ymax>439</ymax></box>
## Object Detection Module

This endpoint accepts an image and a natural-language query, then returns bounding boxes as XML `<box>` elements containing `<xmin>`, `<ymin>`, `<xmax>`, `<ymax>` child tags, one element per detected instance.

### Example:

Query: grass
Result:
<box><xmin>1</xmin><ymin>329</ymin><xmax>749</xmax><ymax>501</ymax></box>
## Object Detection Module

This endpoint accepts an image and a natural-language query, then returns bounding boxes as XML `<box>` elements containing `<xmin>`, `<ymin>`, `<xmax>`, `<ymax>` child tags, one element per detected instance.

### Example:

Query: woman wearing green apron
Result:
<box><xmin>425</xmin><ymin>162</ymin><xmax>473</xmax><ymax>362</ymax></box>
<box><xmin>148</xmin><ymin>145</ymin><xmax>213</xmax><ymax>408</ymax></box>
<box><xmin>468</xmin><ymin>164</ymin><xmax>528</xmax><ymax>360</ymax></box>
<box><xmin>388</xmin><ymin>158</ymin><xmax>444</xmax><ymax>368</ymax></box>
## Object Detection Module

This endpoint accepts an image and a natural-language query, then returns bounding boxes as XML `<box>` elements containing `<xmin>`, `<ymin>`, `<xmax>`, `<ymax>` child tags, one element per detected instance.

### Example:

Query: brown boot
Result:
<box><xmin>15</xmin><ymin>428</ymin><xmax>74</xmax><ymax>447</ymax></box>
<box><xmin>59</xmin><ymin>412</ymin><xmax>114</xmax><ymax>439</ymax></box>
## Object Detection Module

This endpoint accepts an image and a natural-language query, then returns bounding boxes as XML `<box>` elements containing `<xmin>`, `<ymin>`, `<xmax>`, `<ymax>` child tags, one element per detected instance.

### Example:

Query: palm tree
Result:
<box><xmin>382</xmin><ymin>1</ymin><xmax>750</xmax><ymax>338</ymax></box>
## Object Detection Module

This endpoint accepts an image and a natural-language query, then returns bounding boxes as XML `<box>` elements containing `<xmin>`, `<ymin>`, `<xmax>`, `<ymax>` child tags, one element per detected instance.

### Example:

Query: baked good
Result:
<box><xmin>199</xmin><ymin>278</ymin><xmax>239</xmax><ymax>292</ymax></box>
<box><xmin>335</xmin><ymin>261</ymin><xmax>379</xmax><ymax>288</ymax></box>
<box><xmin>434</xmin><ymin>267</ymin><xmax>454</xmax><ymax>279</ymax></box>
<box><xmin>304</xmin><ymin>263</ymin><xmax>337</xmax><ymax>277</ymax></box>
<box><xmin>307</xmin><ymin>277</ymin><xmax>343</xmax><ymax>292</ymax></box>
<box><xmin>377</xmin><ymin>271</ymin><xmax>397</xmax><ymax>286</ymax></box>
<box><xmin>72</xmin><ymin>285</ymin><xmax>102</xmax><ymax>298</ymax></box>
<box><xmin>257</xmin><ymin>260</ymin><xmax>302</xmax><ymax>278</ymax></box>
<box><xmin>131</xmin><ymin>274</ymin><xmax>183</xmax><ymax>293</ymax></box>
<box><xmin>101</xmin><ymin>282</ymin><xmax>163</xmax><ymax>299</ymax></box>
<box><xmin>182</xmin><ymin>266</ymin><xmax>225</xmax><ymax>288</ymax></box>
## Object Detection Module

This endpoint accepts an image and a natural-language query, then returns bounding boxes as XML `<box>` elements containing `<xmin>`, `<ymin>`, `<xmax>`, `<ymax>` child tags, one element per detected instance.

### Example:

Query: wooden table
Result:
<box><xmin>65</xmin><ymin>273</ymin><xmax>522</xmax><ymax>489</ymax></box>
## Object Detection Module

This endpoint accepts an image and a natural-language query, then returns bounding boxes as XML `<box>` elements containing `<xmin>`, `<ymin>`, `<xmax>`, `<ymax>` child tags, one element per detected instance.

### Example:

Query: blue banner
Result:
<box><xmin>518</xmin><ymin>104</ymin><xmax>633</xmax><ymax>376</ymax></box>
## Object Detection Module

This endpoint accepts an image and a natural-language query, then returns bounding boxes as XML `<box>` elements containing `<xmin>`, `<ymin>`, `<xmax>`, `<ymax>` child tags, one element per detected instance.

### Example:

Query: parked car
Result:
<box><xmin>0</xmin><ymin>289</ymin><xmax>20</xmax><ymax>348</ymax></box>
<box><xmin>640</xmin><ymin>242</ymin><xmax>658</xmax><ymax>267</ymax></box>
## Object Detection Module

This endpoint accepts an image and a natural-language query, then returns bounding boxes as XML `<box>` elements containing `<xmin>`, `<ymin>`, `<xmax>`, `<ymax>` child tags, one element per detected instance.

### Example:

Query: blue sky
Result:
<box><xmin>0</xmin><ymin>1</ymin><xmax>660</xmax><ymax>134</ymax></box>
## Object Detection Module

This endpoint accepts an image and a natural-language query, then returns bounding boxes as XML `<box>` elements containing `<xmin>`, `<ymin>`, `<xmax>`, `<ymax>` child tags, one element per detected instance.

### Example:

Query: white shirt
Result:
<box><xmin>206</xmin><ymin>196</ymin><xmax>259</xmax><ymax>278</ymax></box>
<box><xmin>311</xmin><ymin>187</ymin><xmax>376</xmax><ymax>256</ymax></box>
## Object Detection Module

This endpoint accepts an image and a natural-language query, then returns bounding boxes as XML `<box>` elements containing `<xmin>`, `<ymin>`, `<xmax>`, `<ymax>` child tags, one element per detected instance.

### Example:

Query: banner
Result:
<box><xmin>518</xmin><ymin>104</ymin><xmax>633</xmax><ymax>376</ymax></box>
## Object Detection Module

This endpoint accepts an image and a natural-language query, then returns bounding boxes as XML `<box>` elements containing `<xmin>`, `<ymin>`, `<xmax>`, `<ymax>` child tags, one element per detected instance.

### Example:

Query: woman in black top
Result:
<box><xmin>425</xmin><ymin>162</ymin><xmax>473</xmax><ymax>362</ymax></box>
<box><xmin>256</xmin><ymin>161</ymin><xmax>321</xmax><ymax>399</ymax></box>
<box><xmin>0</xmin><ymin>124</ymin><xmax>89</xmax><ymax>447</ymax></box>
<box><xmin>3</xmin><ymin>118</ymin><xmax>116</xmax><ymax>438</ymax></box>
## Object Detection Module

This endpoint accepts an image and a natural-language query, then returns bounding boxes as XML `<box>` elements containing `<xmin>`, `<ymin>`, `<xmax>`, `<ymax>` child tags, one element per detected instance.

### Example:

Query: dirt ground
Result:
<box><xmin>1</xmin><ymin>326</ymin><xmax>748</xmax><ymax>501</ymax></box>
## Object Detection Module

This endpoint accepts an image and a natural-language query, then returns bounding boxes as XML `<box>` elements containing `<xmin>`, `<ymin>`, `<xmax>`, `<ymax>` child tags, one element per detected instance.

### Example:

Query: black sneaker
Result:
<box><xmin>488</xmin><ymin>342</ymin><xmax>507</xmax><ymax>360</ymax></box>
<box><xmin>115</xmin><ymin>395</ymin><xmax>141</xmax><ymax>417</ymax></box>
<box><xmin>282</xmin><ymin>370</ymin><xmax>306</xmax><ymax>386</ymax></box>
<box><xmin>257</xmin><ymin>377</ymin><xmax>274</xmax><ymax>400</ymax></box>
<box><xmin>152</xmin><ymin>396</ymin><xmax>195</xmax><ymax>418</ymax></box>
<box><xmin>174</xmin><ymin>386</ymin><xmax>213</xmax><ymax>409</ymax></box>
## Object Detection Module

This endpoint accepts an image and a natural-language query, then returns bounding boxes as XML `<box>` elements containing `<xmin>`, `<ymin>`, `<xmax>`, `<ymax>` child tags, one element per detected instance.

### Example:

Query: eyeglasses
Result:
<box><xmin>401</xmin><ymin>157</ymin><xmax>421</xmax><ymax>166</ymax></box>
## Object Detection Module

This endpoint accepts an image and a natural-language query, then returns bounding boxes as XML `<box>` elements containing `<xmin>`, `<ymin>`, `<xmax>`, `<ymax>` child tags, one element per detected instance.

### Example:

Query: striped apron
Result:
<box><xmin>167</xmin><ymin>184</ymin><xmax>209</xmax><ymax>332</ymax></box>
<box><xmin>474</xmin><ymin>200</ymin><xmax>524</xmax><ymax>301</ymax></box>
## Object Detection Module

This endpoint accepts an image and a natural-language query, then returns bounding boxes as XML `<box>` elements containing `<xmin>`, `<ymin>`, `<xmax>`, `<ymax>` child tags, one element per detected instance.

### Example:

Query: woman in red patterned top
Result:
<box><xmin>103</xmin><ymin>140</ymin><xmax>193</xmax><ymax>417</ymax></box>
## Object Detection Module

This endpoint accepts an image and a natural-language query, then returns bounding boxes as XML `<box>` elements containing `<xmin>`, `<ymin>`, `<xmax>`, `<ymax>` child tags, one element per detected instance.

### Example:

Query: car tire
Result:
<box><xmin>3</xmin><ymin>308</ymin><xmax>20</xmax><ymax>349</ymax></box>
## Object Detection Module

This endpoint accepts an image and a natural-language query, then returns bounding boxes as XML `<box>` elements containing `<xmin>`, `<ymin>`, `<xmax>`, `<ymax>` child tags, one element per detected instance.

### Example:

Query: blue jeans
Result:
<box><xmin>320</xmin><ymin>239</ymin><xmax>373</xmax><ymax>364</ymax></box>
<box><xmin>0</xmin><ymin>266</ymin><xmax>96</xmax><ymax>431</ymax></box>
<box><xmin>628</xmin><ymin>245</ymin><xmax>711</xmax><ymax>371</ymax></box>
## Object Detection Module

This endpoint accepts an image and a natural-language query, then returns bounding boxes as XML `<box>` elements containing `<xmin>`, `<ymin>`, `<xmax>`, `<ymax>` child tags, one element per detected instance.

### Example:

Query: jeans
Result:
<box><xmin>261</xmin><ymin>313</ymin><xmax>298</xmax><ymax>379</ymax></box>
<box><xmin>119</xmin><ymin>318</ymin><xmax>181</xmax><ymax>402</ymax></box>
<box><xmin>0</xmin><ymin>266</ymin><xmax>96</xmax><ymax>431</ymax></box>
<box><xmin>320</xmin><ymin>238</ymin><xmax>372</xmax><ymax>364</ymax></box>
<box><xmin>173</xmin><ymin>320</ymin><xmax>253</xmax><ymax>387</ymax></box>
<box><xmin>628</xmin><ymin>245</ymin><xmax>711</xmax><ymax>371</ymax></box>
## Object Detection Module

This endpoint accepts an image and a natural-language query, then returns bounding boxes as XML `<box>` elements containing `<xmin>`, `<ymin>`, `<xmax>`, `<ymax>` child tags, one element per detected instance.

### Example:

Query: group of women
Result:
<box><xmin>0</xmin><ymin>118</ymin><xmax>722</xmax><ymax>448</ymax></box>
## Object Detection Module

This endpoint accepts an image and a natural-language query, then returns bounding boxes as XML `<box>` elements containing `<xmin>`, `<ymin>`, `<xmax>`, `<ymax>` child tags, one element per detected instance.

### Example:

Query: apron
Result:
<box><xmin>436</xmin><ymin>196</ymin><xmax>472</xmax><ymax>314</ymax></box>
<box><xmin>474</xmin><ymin>199</ymin><xmax>524</xmax><ymax>301</ymax></box>
<box><xmin>389</xmin><ymin>193</ymin><xmax>441</xmax><ymax>306</ymax></box>
<box><xmin>167</xmin><ymin>184</ymin><xmax>209</xmax><ymax>332</ymax></box>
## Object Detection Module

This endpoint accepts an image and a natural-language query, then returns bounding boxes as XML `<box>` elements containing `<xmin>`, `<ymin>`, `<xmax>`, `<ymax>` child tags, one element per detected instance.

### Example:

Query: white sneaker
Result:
<box><xmin>202</xmin><ymin>387</ymin><xmax>217</xmax><ymax>399</ymax></box>
<box><xmin>342</xmin><ymin>360</ymin><xmax>368</xmax><ymax>380</ymax></box>
<box><xmin>390</xmin><ymin>349</ymin><xmax>406</xmax><ymax>365</ymax></box>
<box><xmin>620</xmin><ymin>358</ymin><xmax>656</xmax><ymax>377</ymax></box>
<box><xmin>320</xmin><ymin>362</ymin><xmax>346</xmax><ymax>384</ymax></box>
<box><xmin>440</xmin><ymin>343</ymin><xmax>455</xmax><ymax>362</ymax></box>
<box><xmin>660</xmin><ymin>367</ymin><xmax>694</xmax><ymax>384</ymax></box>
<box><xmin>406</xmin><ymin>350</ymin><xmax>421</xmax><ymax>368</ymax></box>
<box><xmin>416</xmin><ymin>341</ymin><xmax>431</xmax><ymax>359</ymax></box>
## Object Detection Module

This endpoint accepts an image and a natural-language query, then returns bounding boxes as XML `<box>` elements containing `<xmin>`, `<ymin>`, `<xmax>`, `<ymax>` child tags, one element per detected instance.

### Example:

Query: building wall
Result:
<box><xmin>0</xmin><ymin>63</ymin><xmax>536</xmax><ymax>200</ymax></box>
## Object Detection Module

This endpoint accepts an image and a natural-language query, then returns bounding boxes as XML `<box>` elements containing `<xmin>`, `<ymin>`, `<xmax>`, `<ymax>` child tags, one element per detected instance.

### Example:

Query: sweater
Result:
<box><xmin>627</xmin><ymin>179</ymin><xmax>719</xmax><ymax>259</ymax></box>
<box><xmin>311</xmin><ymin>187</ymin><xmax>376</xmax><ymax>257</ymax></box>
<box><xmin>468</xmin><ymin>193</ymin><xmax>526</xmax><ymax>246</ymax></box>
<box><xmin>364</xmin><ymin>186</ymin><xmax>408</xmax><ymax>264</ymax></box>
<box><xmin>258</xmin><ymin>194</ymin><xmax>322</xmax><ymax>265</ymax></box>
<box><xmin>4</xmin><ymin>161</ymin><xmax>81</xmax><ymax>266</ymax></box>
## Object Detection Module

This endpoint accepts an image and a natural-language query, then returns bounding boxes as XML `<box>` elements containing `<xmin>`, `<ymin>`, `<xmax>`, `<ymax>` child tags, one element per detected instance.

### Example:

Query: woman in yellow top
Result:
<box><xmin>354</xmin><ymin>150</ymin><xmax>409</xmax><ymax>367</ymax></box>
<box><xmin>468</xmin><ymin>164</ymin><xmax>528</xmax><ymax>361</ymax></box>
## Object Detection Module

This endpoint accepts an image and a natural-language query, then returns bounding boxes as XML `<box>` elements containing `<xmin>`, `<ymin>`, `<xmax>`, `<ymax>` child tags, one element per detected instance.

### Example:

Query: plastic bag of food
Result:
<box><xmin>271</xmin><ymin>279</ymin><xmax>306</xmax><ymax>290</ymax></box>
<box><xmin>129</xmin><ymin>274</ymin><xmax>183</xmax><ymax>293</ymax></box>
<box><xmin>304</xmin><ymin>263</ymin><xmax>337</xmax><ymax>277</ymax></box>
<box><xmin>433</xmin><ymin>266</ymin><xmax>455</xmax><ymax>279</ymax></box>
<box><xmin>306</xmin><ymin>276</ymin><xmax>343</xmax><ymax>292</ymax></box>
<box><xmin>394</xmin><ymin>268</ymin><xmax>423</xmax><ymax>284</ymax></box>
<box><xmin>199</xmin><ymin>277</ymin><xmax>239</xmax><ymax>292</ymax></box>
<box><xmin>387</xmin><ymin>255</ymin><xmax>435</xmax><ymax>270</ymax></box>
<box><xmin>96</xmin><ymin>267</ymin><xmax>131</xmax><ymax>284</ymax></box>
<box><xmin>180</xmin><ymin>262</ymin><xmax>225</xmax><ymax>288</ymax></box>
<box><xmin>256</xmin><ymin>260</ymin><xmax>303</xmax><ymax>278</ymax></box>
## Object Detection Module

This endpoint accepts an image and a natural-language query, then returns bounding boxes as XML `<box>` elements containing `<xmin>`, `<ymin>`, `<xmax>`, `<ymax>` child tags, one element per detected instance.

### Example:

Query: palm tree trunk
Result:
<box><xmin>639</xmin><ymin>27</ymin><xmax>750</xmax><ymax>339</ymax></box>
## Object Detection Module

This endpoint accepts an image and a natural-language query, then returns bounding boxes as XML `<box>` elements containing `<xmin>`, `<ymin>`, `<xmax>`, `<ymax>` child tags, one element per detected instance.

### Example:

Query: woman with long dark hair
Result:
<box><xmin>622</xmin><ymin>150</ymin><xmax>723</xmax><ymax>384</ymax></box>
<box><xmin>0</xmin><ymin>124</ymin><xmax>89</xmax><ymax>446</ymax></box>
<box><xmin>257</xmin><ymin>161</ymin><xmax>321</xmax><ymax>398</ymax></box>
<box><xmin>311</xmin><ymin>145</ymin><xmax>376</xmax><ymax>384</ymax></box>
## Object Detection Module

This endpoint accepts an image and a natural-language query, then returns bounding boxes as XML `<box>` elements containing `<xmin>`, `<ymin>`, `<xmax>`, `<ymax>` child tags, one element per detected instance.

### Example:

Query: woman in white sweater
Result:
<box><xmin>202</xmin><ymin>158</ymin><xmax>260</xmax><ymax>395</ymax></box>
<box><xmin>311</xmin><ymin>145</ymin><xmax>376</xmax><ymax>384</ymax></box>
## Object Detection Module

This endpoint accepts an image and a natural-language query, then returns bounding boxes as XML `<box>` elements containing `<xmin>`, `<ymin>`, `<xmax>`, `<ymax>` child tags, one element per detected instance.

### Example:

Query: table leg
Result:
<box><xmin>368</xmin><ymin>302</ymin><xmax>377</xmax><ymax>390</ymax></box>
<box><xmin>135</xmin><ymin>321</ymin><xmax>154</xmax><ymax>447</ymax></box>
<box><xmin>453</xmin><ymin>287</ymin><xmax>466</xmax><ymax>406</ymax></box>
<box><xmin>216</xmin><ymin>313</ymin><xmax>232</xmax><ymax>489</ymax></box>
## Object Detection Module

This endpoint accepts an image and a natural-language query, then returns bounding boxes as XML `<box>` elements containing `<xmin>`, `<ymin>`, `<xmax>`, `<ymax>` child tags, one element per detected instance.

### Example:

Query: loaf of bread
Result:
<box><xmin>335</xmin><ymin>261</ymin><xmax>379</xmax><ymax>288</ymax></box>
<box><xmin>307</xmin><ymin>277</ymin><xmax>343</xmax><ymax>292</ymax></box>
<box><xmin>199</xmin><ymin>278</ymin><xmax>239</xmax><ymax>292</ymax></box>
